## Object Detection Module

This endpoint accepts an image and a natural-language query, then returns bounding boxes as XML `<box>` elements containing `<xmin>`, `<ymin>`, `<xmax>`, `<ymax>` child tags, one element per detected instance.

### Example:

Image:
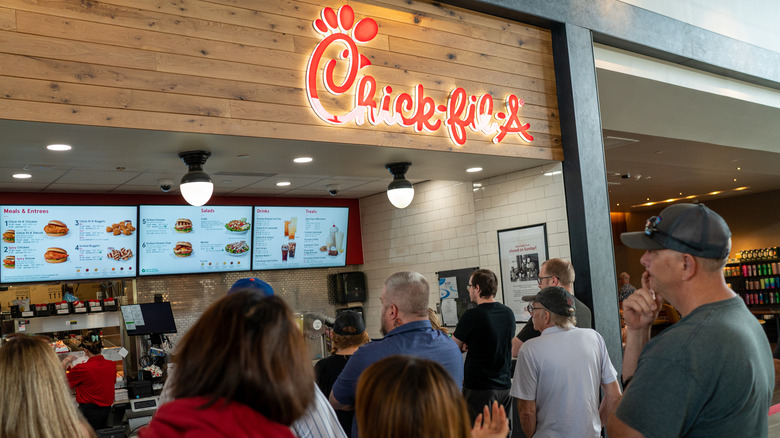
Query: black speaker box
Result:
<box><xmin>328</xmin><ymin>272</ymin><xmax>367</xmax><ymax>304</ymax></box>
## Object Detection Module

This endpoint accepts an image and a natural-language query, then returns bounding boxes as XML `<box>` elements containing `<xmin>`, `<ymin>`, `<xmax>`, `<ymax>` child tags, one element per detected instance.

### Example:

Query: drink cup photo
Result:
<box><xmin>289</xmin><ymin>242</ymin><xmax>296</xmax><ymax>258</ymax></box>
<box><xmin>288</xmin><ymin>217</ymin><xmax>297</xmax><ymax>239</ymax></box>
<box><xmin>281</xmin><ymin>244</ymin><xmax>289</xmax><ymax>261</ymax></box>
<box><xmin>284</xmin><ymin>220</ymin><xmax>290</xmax><ymax>237</ymax></box>
<box><xmin>335</xmin><ymin>231</ymin><xmax>344</xmax><ymax>253</ymax></box>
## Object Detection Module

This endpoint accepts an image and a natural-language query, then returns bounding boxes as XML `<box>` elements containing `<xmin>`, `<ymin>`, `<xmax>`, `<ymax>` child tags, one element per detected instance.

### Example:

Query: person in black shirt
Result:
<box><xmin>315</xmin><ymin>311</ymin><xmax>369</xmax><ymax>437</ymax></box>
<box><xmin>453</xmin><ymin>269</ymin><xmax>516</xmax><ymax>425</ymax></box>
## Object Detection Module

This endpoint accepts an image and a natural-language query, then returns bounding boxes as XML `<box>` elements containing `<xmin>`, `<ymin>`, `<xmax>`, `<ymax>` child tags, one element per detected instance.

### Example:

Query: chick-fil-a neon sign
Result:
<box><xmin>305</xmin><ymin>5</ymin><xmax>534</xmax><ymax>146</ymax></box>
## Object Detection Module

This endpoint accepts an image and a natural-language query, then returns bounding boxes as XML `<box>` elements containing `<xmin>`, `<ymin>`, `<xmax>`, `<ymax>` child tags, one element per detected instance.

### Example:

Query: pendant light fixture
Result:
<box><xmin>178</xmin><ymin>150</ymin><xmax>213</xmax><ymax>207</ymax></box>
<box><xmin>386</xmin><ymin>162</ymin><xmax>414</xmax><ymax>209</ymax></box>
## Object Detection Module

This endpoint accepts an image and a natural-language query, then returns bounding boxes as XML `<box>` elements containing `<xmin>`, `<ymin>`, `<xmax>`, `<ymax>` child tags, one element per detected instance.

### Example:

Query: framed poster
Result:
<box><xmin>497</xmin><ymin>224</ymin><xmax>548</xmax><ymax>322</ymax></box>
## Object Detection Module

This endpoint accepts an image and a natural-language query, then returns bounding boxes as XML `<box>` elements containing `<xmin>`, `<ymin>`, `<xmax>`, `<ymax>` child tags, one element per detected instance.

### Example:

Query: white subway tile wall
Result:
<box><xmin>358</xmin><ymin>163</ymin><xmax>570</xmax><ymax>337</ymax></box>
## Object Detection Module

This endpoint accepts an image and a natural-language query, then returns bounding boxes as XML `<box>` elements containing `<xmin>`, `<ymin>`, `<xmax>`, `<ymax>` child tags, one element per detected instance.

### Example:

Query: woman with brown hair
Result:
<box><xmin>315</xmin><ymin>310</ymin><xmax>370</xmax><ymax>437</ymax></box>
<box><xmin>139</xmin><ymin>290</ymin><xmax>315</xmax><ymax>437</ymax></box>
<box><xmin>0</xmin><ymin>334</ymin><xmax>94</xmax><ymax>438</ymax></box>
<box><xmin>356</xmin><ymin>355</ymin><xmax>508</xmax><ymax>438</ymax></box>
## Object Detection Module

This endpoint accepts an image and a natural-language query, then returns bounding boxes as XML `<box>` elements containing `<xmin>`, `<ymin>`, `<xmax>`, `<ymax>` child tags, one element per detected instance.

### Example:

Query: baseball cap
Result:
<box><xmin>620</xmin><ymin>203</ymin><xmax>731</xmax><ymax>259</ymax></box>
<box><xmin>522</xmin><ymin>286</ymin><xmax>575</xmax><ymax>317</ymax></box>
<box><xmin>227</xmin><ymin>277</ymin><xmax>275</xmax><ymax>296</ymax></box>
<box><xmin>333</xmin><ymin>310</ymin><xmax>365</xmax><ymax>335</ymax></box>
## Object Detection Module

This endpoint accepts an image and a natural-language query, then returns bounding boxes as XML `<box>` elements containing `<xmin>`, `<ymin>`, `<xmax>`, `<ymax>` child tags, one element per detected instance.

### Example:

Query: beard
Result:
<box><xmin>380</xmin><ymin>318</ymin><xmax>390</xmax><ymax>336</ymax></box>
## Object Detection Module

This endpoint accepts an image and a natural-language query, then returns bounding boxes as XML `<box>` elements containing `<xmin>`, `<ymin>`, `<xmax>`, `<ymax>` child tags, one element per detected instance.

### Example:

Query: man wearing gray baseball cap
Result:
<box><xmin>607</xmin><ymin>203</ymin><xmax>773</xmax><ymax>437</ymax></box>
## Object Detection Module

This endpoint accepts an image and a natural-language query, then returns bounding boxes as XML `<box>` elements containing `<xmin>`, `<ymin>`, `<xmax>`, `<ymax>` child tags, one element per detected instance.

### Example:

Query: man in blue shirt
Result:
<box><xmin>330</xmin><ymin>271</ymin><xmax>464</xmax><ymax>437</ymax></box>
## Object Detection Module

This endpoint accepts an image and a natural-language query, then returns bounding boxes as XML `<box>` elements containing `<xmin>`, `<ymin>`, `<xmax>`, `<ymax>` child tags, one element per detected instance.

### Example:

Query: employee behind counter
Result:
<box><xmin>61</xmin><ymin>331</ymin><xmax>116</xmax><ymax>431</ymax></box>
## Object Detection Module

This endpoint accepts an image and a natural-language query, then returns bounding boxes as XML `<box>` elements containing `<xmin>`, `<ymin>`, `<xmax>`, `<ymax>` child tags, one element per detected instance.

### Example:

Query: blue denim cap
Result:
<box><xmin>227</xmin><ymin>278</ymin><xmax>274</xmax><ymax>297</ymax></box>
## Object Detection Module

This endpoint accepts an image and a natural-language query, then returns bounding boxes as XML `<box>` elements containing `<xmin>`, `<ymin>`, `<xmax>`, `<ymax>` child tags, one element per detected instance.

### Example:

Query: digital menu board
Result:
<box><xmin>0</xmin><ymin>205</ymin><xmax>138</xmax><ymax>284</ymax></box>
<box><xmin>252</xmin><ymin>206</ymin><xmax>348</xmax><ymax>270</ymax></box>
<box><xmin>138</xmin><ymin>205</ymin><xmax>252</xmax><ymax>276</ymax></box>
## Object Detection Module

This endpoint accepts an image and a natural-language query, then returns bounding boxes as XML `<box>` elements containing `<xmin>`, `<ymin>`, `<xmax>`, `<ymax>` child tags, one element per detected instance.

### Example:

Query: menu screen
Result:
<box><xmin>252</xmin><ymin>206</ymin><xmax>348</xmax><ymax>270</ymax></box>
<box><xmin>0</xmin><ymin>205</ymin><xmax>138</xmax><ymax>284</ymax></box>
<box><xmin>138</xmin><ymin>205</ymin><xmax>252</xmax><ymax>276</ymax></box>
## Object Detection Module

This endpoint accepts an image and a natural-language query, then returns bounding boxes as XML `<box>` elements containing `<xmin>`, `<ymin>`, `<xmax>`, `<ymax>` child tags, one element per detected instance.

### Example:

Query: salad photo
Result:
<box><xmin>225</xmin><ymin>219</ymin><xmax>251</xmax><ymax>232</ymax></box>
<box><xmin>225</xmin><ymin>241</ymin><xmax>249</xmax><ymax>255</ymax></box>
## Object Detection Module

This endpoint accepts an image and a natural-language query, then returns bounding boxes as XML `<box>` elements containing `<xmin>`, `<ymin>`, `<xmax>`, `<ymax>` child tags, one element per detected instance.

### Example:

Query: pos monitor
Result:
<box><xmin>122</xmin><ymin>302</ymin><xmax>178</xmax><ymax>336</ymax></box>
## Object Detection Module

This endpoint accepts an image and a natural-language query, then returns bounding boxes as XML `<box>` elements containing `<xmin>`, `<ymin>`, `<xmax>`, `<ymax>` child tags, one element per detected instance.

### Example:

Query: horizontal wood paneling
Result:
<box><xmin>0</xmin><ymin>0</ymin><xmax>562</xmax><ymax>160</ymax></box>
<box><xmin>0</xmin><ymin>7</ymin><xmax>15</xmax><ymax>30</ymax></box>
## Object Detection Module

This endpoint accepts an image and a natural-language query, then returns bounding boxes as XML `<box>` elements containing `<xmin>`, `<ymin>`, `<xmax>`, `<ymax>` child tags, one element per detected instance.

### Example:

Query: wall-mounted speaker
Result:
<box><xmin>328</xmin><ymin>272</ymin><xmax>367</xmax><ymax>304</ymax></box>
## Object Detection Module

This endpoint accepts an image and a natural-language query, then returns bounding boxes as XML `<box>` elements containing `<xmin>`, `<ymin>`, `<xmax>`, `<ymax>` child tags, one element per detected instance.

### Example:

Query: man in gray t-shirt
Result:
<box><xmin>608</xmin><ymin>204</ymin><xmax>773</xmax><ymax>437</ymax></box>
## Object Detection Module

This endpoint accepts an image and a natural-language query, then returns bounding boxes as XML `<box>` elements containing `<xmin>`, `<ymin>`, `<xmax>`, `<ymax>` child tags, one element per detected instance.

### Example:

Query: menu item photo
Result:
<box><xmin>44</xmin><ymin>220</ymin><xmax>69</xmax><ymax>237</ymax></box>
<box><xmin>225</xmin><ymin>241</ymin><xmax>249</xmax><ymax>255</ymax></box>
<box><xmin>2</xmin><ymin>229</ymin><xmax>14</xmax><ymax>243</ymax></box>
<box><xmin>44</xmin><ymin>247</ymin><xmax>69</xmax><ymax>263</ymax></box>
<box><xmin>175</xmin><ymin>218</ymin><xmax>193</xmax><ymax>233</ymax></box>
<box><xmin>106</xmin><ymin>220</ymin><xmax>135</xmax><ymax>236</ymax></box>
<box><xmin>174</xmin><ymin>241</ymin><xmax>193</xmax><ymax>257</ymax></box>
<box><xmin>3</xmin><ymin>255</ymin><xmax>14</xmax><ymax>268</ymax></box>
<box><xmin>107</xmin><ymin>248</ymin><xmax>134</xmax><ymax>261</ymax></box>
<box><xmin>225</xmin><ymin>219</ymin><xmax>250</xmax><ymax>232</ymax></box>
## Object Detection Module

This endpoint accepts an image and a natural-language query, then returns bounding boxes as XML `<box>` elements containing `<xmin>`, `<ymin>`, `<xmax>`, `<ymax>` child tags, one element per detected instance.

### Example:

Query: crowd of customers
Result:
<box><xmin>2</xmin><ymin>202</ymin><xmax>776</xmax><ymax>438</ymax></box>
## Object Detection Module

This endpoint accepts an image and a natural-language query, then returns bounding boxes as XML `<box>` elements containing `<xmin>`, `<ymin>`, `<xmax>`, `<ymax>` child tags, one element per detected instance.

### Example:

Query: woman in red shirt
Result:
<box><xmin>62</xmin><ymin>331</ymin><xmax>116</xmax><ymax>432</ymax></box>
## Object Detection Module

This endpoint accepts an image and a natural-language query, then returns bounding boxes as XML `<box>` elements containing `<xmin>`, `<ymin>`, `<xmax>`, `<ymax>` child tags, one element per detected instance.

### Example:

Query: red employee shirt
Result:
<box><xmin>66</xmin><ymin>355</ymin><xmax>116</xmax><ymax>406</ymax></box>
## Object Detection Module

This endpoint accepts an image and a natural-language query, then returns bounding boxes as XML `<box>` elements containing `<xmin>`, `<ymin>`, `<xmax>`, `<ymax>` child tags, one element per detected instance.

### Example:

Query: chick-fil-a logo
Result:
<box><xmin>305</xmin><ymin>5</ymin><xmax>533</xmax><ymax>146</ymax></box>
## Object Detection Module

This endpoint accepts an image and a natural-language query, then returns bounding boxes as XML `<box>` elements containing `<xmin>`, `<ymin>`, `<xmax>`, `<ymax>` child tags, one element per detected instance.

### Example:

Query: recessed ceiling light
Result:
<box><xmin>736</xmin><ymin>167</ymin><xmax>741</xmax><ymax>170</ymax></box>
<box><xmin>544</xmin><ymin>170</ymin><xmax>562</xmax><ymax>176</ymax></box>
<box><xmin>472</xmin><ymin>183</ymin><xmax>482</xmax><ymax>188</ymax></box>
<box><xmin>293</xmin><ymin>157</ymin><xmax>313</xmax><ymax>163</ymax></box>
<box><xmin>276</xmin><ymin>181</ymin><xmax>291</xmax><ymax>187</ymax></box>
<box><xmin>221</xmin><ymin>179</ymin><xmax>232</xmax><ymax>184</ymax></box>
<box><xmin>466</xmin><ymin>167</ymin><xmax>482</xmax><ymax>173</ymax></box>
<box><xmin>733</xmin><ymin>178</ymin><xmax>737</xmax><ymax>182</ymax></box>
<box><xmin>46</xmin><ymin>144</ymin><xmax>72</xmax><ymax>151</ymax></box>
<box><xmin>13</xmin><ymin>173</ymin><xmax>32</xmax><ymax>179</ymax></box>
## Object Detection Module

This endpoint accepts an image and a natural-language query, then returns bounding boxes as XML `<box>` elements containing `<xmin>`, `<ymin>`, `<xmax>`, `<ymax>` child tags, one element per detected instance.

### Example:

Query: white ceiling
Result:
<box><xmin>1</xmin><ymin>67</ymin><xmax>778</xmax><ymax>210</ymax></box>
<box><xmin>597</xmin><ymin>67</ymin><xmax>780</xmax><ymax>212</ymax></box>
<box><xmin>0</xmin><ymin>119</ymin><xmax>550</xmax><ymax>199</ymax></box>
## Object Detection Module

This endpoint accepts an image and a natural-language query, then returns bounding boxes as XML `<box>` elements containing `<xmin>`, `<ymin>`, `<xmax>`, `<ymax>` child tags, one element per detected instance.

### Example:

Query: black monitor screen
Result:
<box><xmin>122</xmin><ymin>302</ymin><xmax>177</xmax><ymax>336</ymax></box>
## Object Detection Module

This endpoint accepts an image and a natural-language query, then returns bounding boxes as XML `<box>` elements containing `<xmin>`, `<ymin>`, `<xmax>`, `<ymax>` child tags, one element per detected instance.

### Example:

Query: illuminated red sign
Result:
<box><xmin>305</xmin><ymin>5</ymin><xmax>534</xmax><ymax>146</ymax></box>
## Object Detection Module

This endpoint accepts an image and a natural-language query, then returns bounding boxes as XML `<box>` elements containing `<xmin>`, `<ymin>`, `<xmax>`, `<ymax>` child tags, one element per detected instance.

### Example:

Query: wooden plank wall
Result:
<box><xmin>0</xmin><ymin>0</ymin><xmax>561</xmax><ymax>160</ymax></box>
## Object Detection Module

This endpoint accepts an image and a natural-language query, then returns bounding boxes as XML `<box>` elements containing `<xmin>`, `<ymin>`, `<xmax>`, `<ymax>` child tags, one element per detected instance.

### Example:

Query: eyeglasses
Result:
<box><xmin>645</xmin><ymin>216</ymin><xmax>702</xmax><ymax>252</ymax></box>
<box><xmin>526</xmin><ymin>304</ymin><xmax>545</xmax><ymax>313</ymax></box>
<box><xmin>537</xmin><ymin>276</ymin><xmax>553</xmax><ymax>285</ymax></box>
<box><xmin>467</xmin><ymin>283</ymin><xmax>474</xmax><ymax>289</ymax></box>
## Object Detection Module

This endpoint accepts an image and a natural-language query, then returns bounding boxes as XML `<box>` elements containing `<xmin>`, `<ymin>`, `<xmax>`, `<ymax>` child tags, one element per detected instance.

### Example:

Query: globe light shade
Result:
<box><xmin>178</xmin><ymin>150</ymin><xmax>213</xmax><ymax>206</ymax></box>
<box><xmin>385</xmin><ymin>162</ymin><xmax>414</xmax><ymax>209</ymax></box>
<box><xmin>180</xmin><ymin>179</ymin><xmax>213</xmax><ymax>207</ymax></box>
<box><xmin>387</xmin><ymin>186</ymin><xmax>414</xmax><ymax>208</ymax></box>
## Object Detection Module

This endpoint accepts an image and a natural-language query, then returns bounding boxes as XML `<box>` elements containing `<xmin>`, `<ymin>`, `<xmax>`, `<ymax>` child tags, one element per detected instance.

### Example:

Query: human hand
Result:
<box><xmin>471</xmin><ymin>401</ymin><xmax>508</xmax><ymax>438</ymax></box>
<box><xmin>61</xmin><ymin>354</ymin><xmax>77</xmax><ymax>370</ymax></box>
<box><xmin>622</xmin><ymin>271</ymin><xmax>664</xmax><ymax>331</ymax></box>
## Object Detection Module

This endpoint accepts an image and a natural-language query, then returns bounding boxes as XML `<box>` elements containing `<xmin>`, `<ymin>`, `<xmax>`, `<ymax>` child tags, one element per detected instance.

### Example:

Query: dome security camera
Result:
<box><xmin>327</xmin><ymin>184</ymin><xmax>341</xmax><ymax>196</ymax></box>
<box><xmin>158</xmin><ymin>178</ymin><xmax>175</xmax><ymax>192</ymax></box>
